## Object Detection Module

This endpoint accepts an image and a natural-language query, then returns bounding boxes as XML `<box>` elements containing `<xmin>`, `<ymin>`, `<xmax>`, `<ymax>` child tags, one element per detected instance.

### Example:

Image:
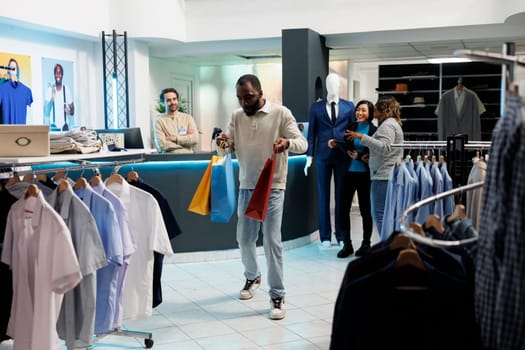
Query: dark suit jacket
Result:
<box><xmin>307</xmin><ymin>98</ymin><xmax>355</xmax><ymax>160</ymax></box>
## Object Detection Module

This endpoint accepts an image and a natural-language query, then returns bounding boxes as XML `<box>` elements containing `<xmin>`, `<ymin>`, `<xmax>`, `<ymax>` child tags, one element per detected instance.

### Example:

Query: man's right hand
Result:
<box><xmin>304</xmin><ymin>156</ymin><xmax>313</xmax><ymax>176</ymax></box>
<box><xmin>216</xmin><ymin>134</ymin><xmax>231</xmax><ymax>148</ymax></box>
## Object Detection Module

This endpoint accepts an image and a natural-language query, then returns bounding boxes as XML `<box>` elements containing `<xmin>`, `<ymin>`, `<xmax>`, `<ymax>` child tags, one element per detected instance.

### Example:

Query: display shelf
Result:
<box><xmin>0</xmin><ymin>148</ymin><xmax>154</xmax><ymax>167</ymax></box>
<box><xmin>378</xmin><ymin>62</ymin><xmax>502</xmax><ymax>141</ymax></box>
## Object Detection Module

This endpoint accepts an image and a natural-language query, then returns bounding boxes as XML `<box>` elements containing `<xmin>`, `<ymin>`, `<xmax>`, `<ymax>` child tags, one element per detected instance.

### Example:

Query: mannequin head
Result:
<box><xmin>325</xmin><ymin>73</ymin><xmax>340</xmax><ymax>101</ymax></box>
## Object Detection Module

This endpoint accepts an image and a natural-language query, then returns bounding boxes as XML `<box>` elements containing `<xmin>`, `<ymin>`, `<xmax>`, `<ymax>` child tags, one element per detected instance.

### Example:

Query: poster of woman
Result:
<box><xmin>42</xmin><ymin>58</ymin><xmax>75</xmax><ymax>131</ymax></box>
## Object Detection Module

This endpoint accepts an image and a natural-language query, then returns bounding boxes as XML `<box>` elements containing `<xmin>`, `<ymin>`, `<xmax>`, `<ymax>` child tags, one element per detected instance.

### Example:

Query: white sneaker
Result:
<box><xmin>239</xmin><ymin>277</ymin><xmax>261</xmax><ymax>300</ymax></box>
<box><xmin>270</xmin><ymin>297</ymin><xmax>286</xmax><ymax>320</ymax></box>
<box><xmin>320</xmin><ymin>240</ymin><xmax>331</xmax><ymax>249</ymax></box>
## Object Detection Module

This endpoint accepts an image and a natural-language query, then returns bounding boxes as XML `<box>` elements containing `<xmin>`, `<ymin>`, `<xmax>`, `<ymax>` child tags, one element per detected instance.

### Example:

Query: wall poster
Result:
<box><xmin>42</xmin><ymin>58</ymin><xmax>75</xmax><ymax>131</ymax></box>
<box><xmin>0</xmin><ymin>52</ymin><xmax>33</xmax><ymax>124</ymax></box>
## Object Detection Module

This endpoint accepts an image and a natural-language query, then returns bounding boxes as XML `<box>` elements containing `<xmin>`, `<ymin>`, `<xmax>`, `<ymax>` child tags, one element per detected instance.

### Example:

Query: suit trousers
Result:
<box><xmin>316</xmin><ymin>155</ymin><xmax>346</xmax><ymax>242</ymax></box>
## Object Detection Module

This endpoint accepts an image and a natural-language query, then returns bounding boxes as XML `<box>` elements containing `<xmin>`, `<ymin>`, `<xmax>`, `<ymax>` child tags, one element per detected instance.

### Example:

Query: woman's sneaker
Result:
<box><xmin>270</xmin><ymin>297</ymin><xmax>286</xmax><ymax>320</ymax></box>
<box><xmin>239</xmin><ymin>277</ymin><xmax>261</xmax><ymax>300</ymax></box>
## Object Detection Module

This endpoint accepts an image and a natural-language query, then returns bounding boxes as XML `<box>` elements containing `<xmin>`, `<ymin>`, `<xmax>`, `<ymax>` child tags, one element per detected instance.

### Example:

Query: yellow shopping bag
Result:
<box><xmin>188</xmin><ymin>155</ymin><xmax>219</xmax><ymax>215</ymax></box>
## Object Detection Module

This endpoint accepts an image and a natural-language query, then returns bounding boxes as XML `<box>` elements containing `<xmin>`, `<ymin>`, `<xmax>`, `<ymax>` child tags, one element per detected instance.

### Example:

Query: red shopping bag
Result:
<box><xmin>244</xmin><ymin>154</ymin><xmax>276</xmax><ymax>222</ymax></box>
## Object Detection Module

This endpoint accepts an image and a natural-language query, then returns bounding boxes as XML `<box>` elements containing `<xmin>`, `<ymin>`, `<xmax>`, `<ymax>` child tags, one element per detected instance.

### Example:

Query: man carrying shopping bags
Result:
<box><xmin>217</xmin><ymin>74</ymin><xmax>307</xmax><ymax>320</ymax></box>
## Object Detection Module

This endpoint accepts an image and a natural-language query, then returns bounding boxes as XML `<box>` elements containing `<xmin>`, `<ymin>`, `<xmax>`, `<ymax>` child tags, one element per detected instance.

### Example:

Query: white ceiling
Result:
<box><xmin>146</xmin><ymin>19</ymin><xmax>525</xmax><ymax>66</ymax></box>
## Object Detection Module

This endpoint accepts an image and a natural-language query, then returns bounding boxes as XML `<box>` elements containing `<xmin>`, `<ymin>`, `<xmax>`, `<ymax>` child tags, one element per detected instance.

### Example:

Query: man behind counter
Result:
<box><xmin>155</xmin><ymin>88</ymin><xmax>199</xmax><ymax>153</ymax></box>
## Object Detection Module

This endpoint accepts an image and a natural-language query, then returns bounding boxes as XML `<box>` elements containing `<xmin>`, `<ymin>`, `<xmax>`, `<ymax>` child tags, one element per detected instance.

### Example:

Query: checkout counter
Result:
<box><xmin>97</xmin><ymin>152</ymin><xmax>319</xmax><ymax>253</ymax></box>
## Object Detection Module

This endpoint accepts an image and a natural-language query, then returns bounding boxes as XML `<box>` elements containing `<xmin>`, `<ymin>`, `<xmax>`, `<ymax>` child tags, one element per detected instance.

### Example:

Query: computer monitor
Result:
<box><xmin>95</xmin><ymin>127</ymin><xmax>144</xmax><ymax>149</ymax></box>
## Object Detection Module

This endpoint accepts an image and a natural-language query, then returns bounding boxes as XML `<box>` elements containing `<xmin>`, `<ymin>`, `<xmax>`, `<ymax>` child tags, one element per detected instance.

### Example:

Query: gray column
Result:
<box><xmin>282</xmin><ymin>28</ymin><xmax>329</xmax><ymax>122</ymax></box>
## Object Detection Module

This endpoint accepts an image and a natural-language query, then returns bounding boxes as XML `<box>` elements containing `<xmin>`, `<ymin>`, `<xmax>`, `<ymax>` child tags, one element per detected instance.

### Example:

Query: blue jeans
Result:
<box><xmin>237</xmin><ymin>189</ymin><xmax>285</xmax><ymax>299</ymax></box>
<box><xmin>370</xmin><ymin>180</ymin><xmax>388</xmax><ymax>238</ymax></box>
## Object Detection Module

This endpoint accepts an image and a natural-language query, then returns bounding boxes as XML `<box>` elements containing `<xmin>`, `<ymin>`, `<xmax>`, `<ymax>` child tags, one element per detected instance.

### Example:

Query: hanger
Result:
<box><xmin>22</xmin><ymin>173</ymin><xmax>35</xmax><ymax>183</ymax></box>
<box><xmin>407</xmin><ymin>223</ymin><xmax>425</xmax><ymax>235</ymax></box>
<box><xmin>24</xmin><ymin>184</ymin><xmax>40</xmax><ymax>199</ymax></box>
<box><xmin>90</xmin><ymin>174</ymin><xmax>102</xmax><ymax>187</ymax></box>
<box><xmin>446</xmin><ymin>204</ymin><xmax>467</xmax><ymax>223</ymax></box>
<box><xmin>423</xmin><ymin>214</ymin><xmax>445</xmax><ymax>234</ymax></box>
<box><xmin>395</xmin><ymin>248</ymin><xmax>427</xmax><ymax>271</ymax></box>
<box><xmin>58</xmin><ymin>179</ymin><xmax>70</xmax><ymax>193</ymax></box>
<box><xmin>6</xmin><ymin>175</ymin><xmax>20</xmax><ymax>188</ymax></box>
<box><xmin>105</xmin><ymin>173</ymin><xmax>124</xmax><ymax>186</ymax></box>
<box><xmin>53</xmin><ymin>171</ymin><xmax>67</xmax><ymax>182</ymax></box>
<box><xmin>126</xmin><ymin>170</ymin><xmax>139</xmax><ymax>183</ymax></box>
<box><xmin>456</xmin><ymin>77</ymin><xmax>464</xmax><ymax>92</ymax></box>
<box><xmin>389</xmin><ymin>233</ymin><xmax>416</xmax><ymax>251</ymax></box>
<box><xmin>89</xmin><ymin>167</ymin><xmax>102</xmax><ymax>187</ymax></box>
<box><xmin>73</xmin><ymin>177</ymin><xmax>88</xmax><ymax>190</ymax></box>
<box><xmin>36</xmin><ymin>173</ymin><xmax>48</xmax><ymax>182</ymax></box>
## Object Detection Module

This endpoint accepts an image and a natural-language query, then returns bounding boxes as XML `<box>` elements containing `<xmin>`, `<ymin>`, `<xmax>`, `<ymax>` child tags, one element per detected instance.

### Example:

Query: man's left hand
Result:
<box><xmin>273</xmin><ymin>138</ymin><xmax>289</xmax><ymax>153</ymax></box>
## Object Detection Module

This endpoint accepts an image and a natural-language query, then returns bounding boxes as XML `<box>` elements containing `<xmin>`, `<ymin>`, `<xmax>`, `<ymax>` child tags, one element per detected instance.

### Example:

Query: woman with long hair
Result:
<box><xmin>346</xmin><ymin>95</ymin><xmax>403</xmax><ymax>237</ymax></box>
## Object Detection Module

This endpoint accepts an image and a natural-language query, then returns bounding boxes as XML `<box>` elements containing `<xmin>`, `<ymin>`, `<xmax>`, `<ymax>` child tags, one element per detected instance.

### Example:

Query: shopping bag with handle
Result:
<box><xmin>244</xmin><ymin>153</ymin><xmax>276</xmax><ymax>222</ymax></box>
<box><xmin>210</xmin><ymin>152</ymin><xmax>237</xmax><ymax>222</ymax></box>
<box><xmin>188</xmin><ymin>155</ymin><xmax>219</xmax><ymax>215</ymax></box>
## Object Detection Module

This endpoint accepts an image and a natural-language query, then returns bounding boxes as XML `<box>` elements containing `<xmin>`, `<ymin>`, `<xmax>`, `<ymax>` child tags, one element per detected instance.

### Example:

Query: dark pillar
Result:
<box><xmin>282</xmin><ymin>28</ymin><xmax>329</xmax><ymax>122</ymax></box>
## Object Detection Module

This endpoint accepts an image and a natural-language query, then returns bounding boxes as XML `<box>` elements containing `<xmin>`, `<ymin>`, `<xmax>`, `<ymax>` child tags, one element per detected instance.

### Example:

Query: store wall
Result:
<box><xmin>0</xmin><ymin>22</ymin><xmax>101</xmax><ymax>128</ymax></box>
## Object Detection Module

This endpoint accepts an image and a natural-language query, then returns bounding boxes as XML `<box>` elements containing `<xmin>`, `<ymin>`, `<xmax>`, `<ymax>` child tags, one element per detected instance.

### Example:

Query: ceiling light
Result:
<box><xmin>428</xmin><ymin>57</ymin><xmax>472</xmax><ymax>64</ymax></box>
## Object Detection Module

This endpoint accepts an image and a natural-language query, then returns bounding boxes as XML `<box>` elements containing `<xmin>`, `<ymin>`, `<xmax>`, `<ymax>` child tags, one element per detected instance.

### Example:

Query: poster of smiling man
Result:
<box><xmin>42</xmin><ymin>58</ymin><xmax>75</xmax><ymax>131</ymax></box>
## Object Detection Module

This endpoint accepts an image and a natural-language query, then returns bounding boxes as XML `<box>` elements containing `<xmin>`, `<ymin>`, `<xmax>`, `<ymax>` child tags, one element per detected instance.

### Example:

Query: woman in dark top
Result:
<box><xmin>328</xmin><ymin>100</ymin><xmax>377</xmax><ymax>258</ymax></box>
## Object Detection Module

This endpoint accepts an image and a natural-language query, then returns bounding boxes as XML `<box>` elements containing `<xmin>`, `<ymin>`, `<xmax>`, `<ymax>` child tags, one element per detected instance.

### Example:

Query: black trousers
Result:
<box><xmin>338</xmin><ymin>171</ymin><xmax>373</xmax><ymax>244</ymax></box>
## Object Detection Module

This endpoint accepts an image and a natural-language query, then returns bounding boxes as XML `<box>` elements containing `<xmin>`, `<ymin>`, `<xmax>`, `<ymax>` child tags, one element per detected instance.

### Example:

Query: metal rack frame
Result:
<box><xmin>400</xmin><ymin>181</ymin><xmax>484</xmax><ymax>247</ymax></box>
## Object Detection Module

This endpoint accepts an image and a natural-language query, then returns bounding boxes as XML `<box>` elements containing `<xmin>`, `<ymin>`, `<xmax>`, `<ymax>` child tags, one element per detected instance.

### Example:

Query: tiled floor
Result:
<box><xmin>1</xmin><ymin>210</ymin><xmax>376</xmax><ymax>350</ymax></box>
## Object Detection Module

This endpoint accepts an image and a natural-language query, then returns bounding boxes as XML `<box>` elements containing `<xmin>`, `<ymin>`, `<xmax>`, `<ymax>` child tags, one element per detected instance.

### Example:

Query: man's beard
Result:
<box><xmin>243</xmin><ymin>101</ymin><xmax>260</xmax><ymax>116</ymax></box>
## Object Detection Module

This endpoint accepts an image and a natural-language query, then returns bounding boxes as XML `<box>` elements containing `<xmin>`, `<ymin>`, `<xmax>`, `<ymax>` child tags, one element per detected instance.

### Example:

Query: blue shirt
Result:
<box><xmin>348</xmin><ymin>122</ymin><xmax>369</xmax><ymax>173</ymax></box>
<box><xmin>74</xmin><ymin>185</ymin><xmax>123</xmax><ymax>334</ymax></box>
<box><xmin>0</xmin><ymin>80</ymin><xmax>33</xmax><ymax>124</ymax></box>
<box><xmin>415</xmin><ymin>160</ymin><xmax>433</xmax><ymax>224</ymax></box>
<box><xmin>440</xmin><ymin>162</ymin><xmax>455</xmax><ymax>217</ymax></box>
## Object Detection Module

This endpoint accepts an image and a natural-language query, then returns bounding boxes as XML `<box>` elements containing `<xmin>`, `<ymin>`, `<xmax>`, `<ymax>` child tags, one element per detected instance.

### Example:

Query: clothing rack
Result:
<box><xmin>454</xmin><ymin>49</ymin><xmax>525</xmax><ymax>68</ymax></box>
<box><xmin>392</xmin><ymin>138</ymin><xmax>491</xmax><ymax>188</ymax></box>
<box><xmin>393</xmin><ymin>141</ymin><xmax>492</xmax><ymax>150</ymax></box>
<box><xmin>1</xmin><ymin>153</ymin><xmax>155</xmax><ymax>349</ymax></box>
<box><xmin>400</xmin><ymin>180</ymin><xmax>483</xmax><ymax>247</ymax></box>
<box><xmin>1</xmin><ymin>157</ymin><xmax>146</xmax><ymax>178</ymax></box>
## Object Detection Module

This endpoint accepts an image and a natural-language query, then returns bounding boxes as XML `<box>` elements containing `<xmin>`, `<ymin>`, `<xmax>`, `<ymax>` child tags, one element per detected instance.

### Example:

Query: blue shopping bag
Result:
<box><xmin>210</xmin><ymin>153</ymin><xmax>237</xmax><ymax>223</ymax></box>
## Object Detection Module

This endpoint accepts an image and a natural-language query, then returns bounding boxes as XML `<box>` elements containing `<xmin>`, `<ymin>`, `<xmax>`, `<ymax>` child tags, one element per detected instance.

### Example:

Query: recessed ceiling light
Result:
<box><xmin>428</xmin><ymin>57</ymin><xmax>472</xmax><ymax>64</ymax></box>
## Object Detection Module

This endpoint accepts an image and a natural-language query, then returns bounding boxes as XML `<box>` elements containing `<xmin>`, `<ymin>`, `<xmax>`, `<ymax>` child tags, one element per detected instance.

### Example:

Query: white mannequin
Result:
<box><xmin>326</xmin><ymin>73</ymin><xmax>341</xmax><ymax>102</ymax></box>
<box><xmin>304</xmin><ymin>73</ymin><xmax>341</xmax><ymax>175</ymax></box>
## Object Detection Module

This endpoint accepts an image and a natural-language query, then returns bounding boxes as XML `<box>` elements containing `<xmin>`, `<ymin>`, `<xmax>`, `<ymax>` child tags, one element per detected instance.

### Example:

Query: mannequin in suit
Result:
<box><xmin>305</xmin><ymin>73</ymin><xmax>355</xmax><ymax>248</ymax></box>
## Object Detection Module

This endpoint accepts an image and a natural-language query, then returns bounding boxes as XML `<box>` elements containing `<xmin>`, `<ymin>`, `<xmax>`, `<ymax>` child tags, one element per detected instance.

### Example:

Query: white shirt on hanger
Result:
<box><xmin>1</xmin><ymin>192</ymin><xmax>81</xmax><ymax>350</ymax></box>
<box><xmin>105</xmin><ymin>180</ymin><xmax>173</xmax><ymax>320</ymax></box>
